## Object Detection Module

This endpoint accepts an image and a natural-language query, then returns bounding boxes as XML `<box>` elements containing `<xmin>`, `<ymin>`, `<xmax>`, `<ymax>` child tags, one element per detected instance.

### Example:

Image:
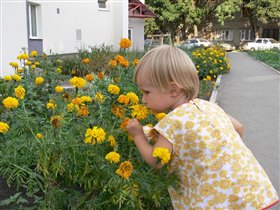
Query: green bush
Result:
<box><xmin>248</xmin><ymin>49</ymin><xmax>280</xmax><ymax>71</ymax></box>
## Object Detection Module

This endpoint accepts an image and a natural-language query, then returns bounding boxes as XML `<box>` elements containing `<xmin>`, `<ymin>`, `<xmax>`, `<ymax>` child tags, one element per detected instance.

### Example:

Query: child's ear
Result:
<box><xmin>170</xmin><ymin>82</ymin><xmax>181</xmax><ymax>97</ymax></box>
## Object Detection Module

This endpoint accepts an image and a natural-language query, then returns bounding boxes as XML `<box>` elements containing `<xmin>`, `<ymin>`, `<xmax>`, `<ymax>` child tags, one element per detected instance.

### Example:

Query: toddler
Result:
<box><xmin>126</xmin><ymin>45</ymin><xmax>279</xmax><ymax>209</ymax></box>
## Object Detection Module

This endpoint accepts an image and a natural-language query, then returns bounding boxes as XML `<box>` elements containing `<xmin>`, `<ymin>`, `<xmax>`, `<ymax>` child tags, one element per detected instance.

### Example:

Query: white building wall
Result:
<box><xmin>0</xmin><ymin>1</ymin><xmax>28</xmax><ymax>76</ymax></box>
<box><xmin>129</xmin><ymin>18</ymin><xmax>144</xmax><ymax>51</ymax></box>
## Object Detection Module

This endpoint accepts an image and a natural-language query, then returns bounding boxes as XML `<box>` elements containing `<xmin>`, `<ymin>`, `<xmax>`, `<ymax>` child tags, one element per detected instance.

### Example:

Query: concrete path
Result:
<box><xmin>217</xmin><ymin>52</ymin><xmax>280</xmax><ymax>200</ymax></box>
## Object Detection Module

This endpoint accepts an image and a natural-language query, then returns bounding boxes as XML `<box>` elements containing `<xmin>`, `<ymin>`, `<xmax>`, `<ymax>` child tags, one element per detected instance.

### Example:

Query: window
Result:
<box><xmin>76</xmin><ymin>29</ymin><xmax>82</xmax><ymax>41</ymax></box>
<box><xmin>220</xmin><ymin>30</ymin><xmax>233</xmax><ymax>41</ymax></box>
<box><xmin>29</xmin><ymin>3</ymin><xmax>41</xmax><ymax>38</ymax></box>
<box><xmin>30</xmin><ymin>4</ymin><xmax>37</xmax><ymax>37</ymax></box>
<box><xmin>98</xmin><ymin>0</ymin><xmax>108</xmax><ymax>9</ymax></box>
<box><xmin>240</xmin><ymin>30</ymin><xmax>253</xmax><ymax>41</ymax></box>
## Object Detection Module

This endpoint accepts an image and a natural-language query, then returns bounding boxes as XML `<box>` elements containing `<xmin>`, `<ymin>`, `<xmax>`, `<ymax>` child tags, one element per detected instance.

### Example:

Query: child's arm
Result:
<box><xmin>126</xmin><ymin>118</ymin><xmax>173</xmax><ymax>169</ymax></box>
<box><xmin>227</xmin><ymin>114</ymin><xmax>244</xmax><ymax>138</ymax></box>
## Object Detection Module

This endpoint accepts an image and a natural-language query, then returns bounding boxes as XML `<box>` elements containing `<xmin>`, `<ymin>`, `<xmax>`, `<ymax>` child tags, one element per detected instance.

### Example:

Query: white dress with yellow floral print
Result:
<box><xmin>144</xmin><ymin>99</ymin><xmax>279</xmax><ymax>210</ymax></box>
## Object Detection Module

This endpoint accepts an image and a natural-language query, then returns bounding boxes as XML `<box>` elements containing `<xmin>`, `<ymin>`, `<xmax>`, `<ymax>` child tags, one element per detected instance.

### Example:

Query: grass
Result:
<box><xmin>247</xmin><ymin>49</ymin><xmax>280</xmax><ymax>71</ymax></box>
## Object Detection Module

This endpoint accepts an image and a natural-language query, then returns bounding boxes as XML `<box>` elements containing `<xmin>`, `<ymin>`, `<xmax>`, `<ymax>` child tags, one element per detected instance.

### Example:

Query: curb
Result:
<box><xmin>251</xmin><ymin>57</ymin><xmax>280</xmax><ymax>74</ymax></box>
<box><xmin>209</xmin><ymin>74</ymin><xmax>222</xmax><ymax>104</ymax></box>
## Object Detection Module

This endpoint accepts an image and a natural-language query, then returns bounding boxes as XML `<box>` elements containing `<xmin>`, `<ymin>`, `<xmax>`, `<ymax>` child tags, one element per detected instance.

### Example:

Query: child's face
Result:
<box><xmin>138</xmin><ymin>82</ymin><xmax>174</xmax><ymax>113</ymax></box>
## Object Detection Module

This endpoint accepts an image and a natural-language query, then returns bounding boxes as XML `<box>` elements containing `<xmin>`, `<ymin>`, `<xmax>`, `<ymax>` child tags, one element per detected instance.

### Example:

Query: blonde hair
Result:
<box><xmin>134</xmin><ymin>45</ymin><xmax>199</xmax><ymax>100</ymax></box>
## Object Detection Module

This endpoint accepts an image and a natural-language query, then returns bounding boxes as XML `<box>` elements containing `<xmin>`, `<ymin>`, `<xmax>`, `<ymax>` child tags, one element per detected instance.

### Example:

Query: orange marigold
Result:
<box><xmin>85</xmin><ymin>74</ymin><xmax>94</xmax><ymax>81</ymax></box>
<box><xmin>116</xmin><ymin>160</ymin><xmax>134</xmax><ymax>179</ymax></box>
<box><xmin>119</xmin><ymin>38</ymin><xmax>132</xmax><ymax>49</ymax></box>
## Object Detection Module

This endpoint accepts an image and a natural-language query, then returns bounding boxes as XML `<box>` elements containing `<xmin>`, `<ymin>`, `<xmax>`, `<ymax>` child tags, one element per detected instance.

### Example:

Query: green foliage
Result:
<box><xmin>248</xmin><ymin>49</ymin><xmax>280</xmax><ymax>71</ymax></box>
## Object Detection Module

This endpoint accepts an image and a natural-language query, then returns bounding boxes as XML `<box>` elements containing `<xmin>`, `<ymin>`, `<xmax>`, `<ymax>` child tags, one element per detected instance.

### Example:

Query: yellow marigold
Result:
<box><xmin>115</xmin><ymin>55</ymin><xmax>125</xmax><ymax>63</ymax></box>
<box><xmin>108</xmin><ymin>59</ymin><xmax>117</xmax><ymax>68</ymax></box>
<box><xmin>155</xmin><ymin>112</ymin><xmax>166</xmax><ymax>121</ymax></box>
<box><xmin>119</xmin><ymin>59</ymin><xmax>129</xmax><ymax>68</ymax></box>
<box><xmin>30</xmin><ymin>65</ymin><xmax>36</xmax><ymax>69</ymax></box>
<box><xmin>2</xmin><ymin>97</ymin><xmax>19</xmax><ymax>109</ymax></box>
<box><xmin>119</xmin><ymin>38</ymin><xmax>132</xmax><ymax>49</ymax></box>
<box><xmin>105</xmin><ymin>151</ymin><xmax>120</xmax><ymax>163</ymax></box>
<box><xmin>108</xmin><ymin>135</ymin><xmax>116</xmax><ymax>147</ymax></box>
<box><xmin>4</xmin><ymin>76</ymin><xmax>12</xmax><ymax>81</ymax></box>
<box><xmin>120</xmin><ymin>117</ymin><xmax>130</xmax><ymax>130</ymax></box>
<box><xmin>14</xmin><ymin>85</ymin><xmax>25</xmax><ymax>100</ymax></box>
<box><xmin>130</xmin><ymin>104</ymin><xmax>148</xmax><ymax>120</ymax></box>
<box><xmin>108</xmin><ymin>84</ymin><xmax>120</xmax><ymax>95</ymax></box>
<box><xmin>84</xmin><ymin>126</ymin><xmax>106</xmax><ymax>144</ymax></box>
<box><xmin>85</xmin><ymin>74</ymin><xmax>94</xmax><ymax>81</ymax></box>
<box><xmin>94</xmin><ymin>92</ymin><xmax>105</xmax><ymax>103</ymax></box>
<box><xmin>25</xmin><ymin>61</ymin><xmax>32</xmax><ymax>65</ymax></box>
<box><xmin>56</xmin><ymin>67</ymin><xmax>62</xmax><ymax>74</ymax></box>
<box><xmin>117</xmin><ymin>95</ymin><xmax>129</xmax><ymax>105</ymax></box>
<box><xmin>116</xmin><ymin>160</ymin><xmax>133</xmax><ymax>179</ymax></box>
<box><xmin>9</xmin><ymin>62</ymin><xmax>19</xmax><ymax>68</ymax></box>
<box><xmin>112</xmin><ymin>105</ymin><xmax>124</xmax><ymax>118</ymax></box>
<box><xmin>206</xmin><ymin>76</ymin><xmax>212</xmax><ymax>81</ymax></box>
<box><xmin>55</xmin><ymin>86</ymin><xmax>64</xmax><ymax>93</ymax></box>
<box><xmin>133</xmin><ymin>59</ymin><xmax>140</xmax><ymax>66</ymax></box>
<box><xmin>12</xmin><ymin>74</ymin><xmax>21</xmax><ymax>82</ymax></box>
<box><xmin>69</xmin><ymin>76</ymin><xmax>86</xmax><ymax>89</ymax></box>
<box><xmin>152</xmin><ymin>147</ymin><xmax>171</xmax><ymax>165</ymax></box>
<box><xmin>77</xmin><ymin>104</ymin><xmax>89</xmax><ymax>117</ymax></box>
<box><xmin>50</xmin><ymin>115</ymin><xmax>62</xmax><ymax>128</ymax></box>
<box><xmin>36</xmin><ymin>133</ymin><xmax>44</xmax><ymax>139</ymax></box>
<box><xmin>67</xmin><ymin>103</ymin><xmax>79</xmax><ymax>112</ymax></box>
<box><xmin>30</xmin><ymin>50</ymin><xmax>38</xmax><ymax>57</ymax></box>
<box><xmin>82</xmin><ymin>58</ymin><xmax>90</xmax><ymax>64</ymax></box>
<box><xmin>35</xmin><ymin>77</ymin><xmax>44</xmax><ymax>85</ymax></box>
<box><xmin>46</xmin><ymin>99</ymin><xmax>57</xmax><ymax>110</ymax></box>
<box><xmin>0</xmin><ymin>122</ymin><xmax>9</xmax><ymax>134</ymax></box>
<box><xmin>17</xmin><ymin>68</ymin><xmax>24</xmax><ymax>74</ymax></box>
<box><xmin>97</xmin><ymin>71</ymin><xmax>104</xmax><ymax>79</ymax></box>
<box><xmin>81</xmin><ymin>96</ymin><xmax>92</xmax><ymax>103</ymax></box>
<box><xmin>126</xmin><ymin>92</ymin><xmax>139</xmax><ymax>104</ymax></box>
<box><xmin>71</xmin><ymin>97</ymin><xmax>83</xmax><ymax>105</ymax></box>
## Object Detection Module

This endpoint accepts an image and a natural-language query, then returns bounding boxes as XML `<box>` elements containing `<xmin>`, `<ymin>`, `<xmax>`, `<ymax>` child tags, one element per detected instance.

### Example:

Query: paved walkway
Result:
<box><xmin>217</xmin><ymin>52</ymin><xmax>280</xmax><ymax>199</ymax></box>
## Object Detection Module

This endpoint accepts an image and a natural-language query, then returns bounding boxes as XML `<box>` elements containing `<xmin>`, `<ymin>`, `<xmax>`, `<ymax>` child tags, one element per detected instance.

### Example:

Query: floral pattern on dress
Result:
<box><xmin>144</xmin><ymin>99</ymin><xmax>279</xmax><ymax>210</ymax></box>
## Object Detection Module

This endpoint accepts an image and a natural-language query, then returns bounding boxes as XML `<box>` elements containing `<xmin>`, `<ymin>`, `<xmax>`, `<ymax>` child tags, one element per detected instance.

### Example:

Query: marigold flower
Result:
<box><xmin>50</xmin><ymin>115</ymin><xmax>62</xmax><ymax>128</ymax></box>
<box><xmin>119</xmin><ymin>38</ymin><xmax>132</xmax><ymax>49</ymax></box>
<box><xmin>155</xmin><ymin>112</ymin><xmax>166</xmax><ymax>121</ymax></box>
<box><xmin>117</xmin><ymin>95</ymin><xmax>129</xmax><ymax>105</ymax></box>
<box><xmin>94</xmin><ymin>92</ymin><xmax>105</xmax><ymax>103</ymax></box>
<box><xmin>84</xmin><ymin>126</ymin><xmax>106</xmax><ymax>144</ymax></box>
<box><xmin>120</xmin><ymin>117</ymin><xmax>130</xmax><ymax>130</ymax></box>
<box><xmin>108</xmin><ymin>84</ymin><xmax>120</xmax><ymax>95</ymax></box>
<box><xmin>105</xmin><ymin>151</ymin><xmax>120</xmax><ymax>163</ymax></box>
<box><xmin>133</xmin><ymin>59</ymin><xmax>140</xmax><ymax>66</ymax></box>
<box><xmin>119</xmin><ymin>59</ymin><xmax>129</xmax><ymax>68</ymax></box>
<box><xmin>108</xmin><ymin>59</ymin><xmax>117</xmax><ymax>68</ymax></box>
<box><xmin>206</xmin><ymin>76</ymin><xmax>212</xmax><ymax>81</ymax></box>
<box><xmin>116</xmin><ymin>160</ymin><xmax>133</xmax><ymax>179</ymax></box>
<box><xmin>69</xmin><ymin>76</ymin><xmax>86</xmax><ymax>89</ymax></box>
<box><xmin>55</xmin><ymin>86</ymin><xmax>64</xmax><ymax>93</ymax></box>
<box><xmin>71</xmin><ymin>97</ymin><xmax>83</xmax><ymax>105</ymax></box>
<box><xmin>30</xmin><ymin>50</ymin><xmax>38</xmax><ymax>57</ymax></box>
<box><xmin>3</xmin><ymin>97</ymin><xmax>19</xmax><ymax>109</ymax></box>
<box><xmin>17</xmin><ymin>68</ymin><xmax>24</xmax><ymax>74</ymax></box>
<box><xmin>82</xmin><ymin>58</ymin><xmax>90</xmax><ymax>64</ymax></box>
<box><xmin>3</xmin><ymin>76</ymin><xmax>12</xmax><ymax>81</ymax></box>
<box><xmin>56</xmin><ymin>67</ymin><xmax>62</xmax><ymax>74</ymax></box>
<box><xmin>112</xmin><ymin>105</ymin><xmax>124</xmax><ymax>118</ymax></box>
<box><xmin>85</xmin><ymin>74</ymin><xmax>94</xmax><ymax>81</ymax></box>
<box><xmin>0</xmin><ymin>122</ymin><xmax>9</xmax><ymax>134</ymax></box>
<box><xmin>9</xmin><ymin>62</ymin><xmax>19</xmax><ymax>68</ymax></box>
<box><xmin>77</xmin><ymin>104</ymin><xmax>89</xmax><ymax>117</ymax></box>
<box><xmin>67</xmin><ymin>103</ymin><xmax>79</xmax><ymax>112</ymax></box>
<box><xmin>152</xmin><ymin>147</ymin><xmax>171</xmax><ymax>165</ymax></box>
<box><xmin>36</xmin><ymin>133</ymin><xmax>44</xmax><ymax>139</ymax></box>
<box><xmin>62</xmin><ymin>93</ymin><xmax>72</xmax><ymax>102</ymax></box>
<box><xmin>126</xmin><ymin>92</ymin><xmax>139</xmax><ymax>104</ymax></box>
<box><xmin>35</xmin><ymin>77</ymin><xmax>44</xmax><ymax>85</ymax></box>
<box><xmin>25</xmin><ymin>61</ymin><xmax>32</xmax><ymax>65</ymax></box>
<box><xmin>81</xmin><ymin>96</ymin><xmax>92</xmax><ymax>103</ymax></box>
<box><xmin>108</xmin><ymin>135</ymin><xmax>116</xmax><ymax>147</ymax></box>
<box><xmin>30</xmin><ymin>65</ymin><xmax>36</xmax><ymax>69</ymax></box>
<box><xmin>130</xmin><ymin>104</ymin><xmax>148</xmax><ymax>120</ymax></box>
<box><xmin>14</xmin><ymin>85</ymin><xmax>25</xmax><ymax>99</ymax></box>
<box><xmin>46</xmin><ymin>99</ymin><xmax>57</xmax><ymax>110</ymax></box>
<box><xmin>115</xmin><ymin>55</ymin><xmax>125</xmax><ymax>63</ymax></box>
<box><xmin>12</xmin><ymin>74</ymin><xmax>21</xmax><ymax>82</ymax></box>
<box><xmin>97</xmin><ymin>71</ymin><xmax>104</xmax><ymax>79</ymax></box>
<box><xmin>113</xmin><ymin>77</ymin><xmax>120</xmax><ymax>83</ymax></box>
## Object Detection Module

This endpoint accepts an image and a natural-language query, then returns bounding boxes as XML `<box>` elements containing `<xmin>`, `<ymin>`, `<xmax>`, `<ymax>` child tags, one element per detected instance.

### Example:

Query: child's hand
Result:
<box><xmin>126</xmin><ymin>118</ymin><xmax>144</xmax><ymax>139</ymax></box>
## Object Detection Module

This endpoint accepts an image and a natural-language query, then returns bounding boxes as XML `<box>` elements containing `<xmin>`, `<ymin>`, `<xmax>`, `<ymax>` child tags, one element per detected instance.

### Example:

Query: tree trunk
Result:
<box><xmin>193</xmin><ymin>25</ymin><xmax>198</xmax><ymax>37</ymax></box>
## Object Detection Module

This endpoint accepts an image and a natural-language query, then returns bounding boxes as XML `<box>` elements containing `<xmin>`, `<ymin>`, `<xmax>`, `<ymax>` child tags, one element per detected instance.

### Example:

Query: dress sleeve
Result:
<box><xmin>143</xmin><ymin>125</ymin><xmax>158</xmax><ymax>142</ymax></box>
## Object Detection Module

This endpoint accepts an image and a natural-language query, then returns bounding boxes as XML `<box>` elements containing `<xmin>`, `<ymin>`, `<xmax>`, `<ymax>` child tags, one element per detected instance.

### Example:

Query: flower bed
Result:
<box><xmin>0</xmin><ymin>41</ymin><xmax>230</xmax><ymax>209</ymax></box>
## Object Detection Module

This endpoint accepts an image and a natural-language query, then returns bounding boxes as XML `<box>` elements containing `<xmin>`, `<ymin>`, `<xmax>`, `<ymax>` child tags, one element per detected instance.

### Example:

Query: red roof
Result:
<box><xmin>129</xmin><ymin>0</ymin><xmax>156</xmax><ymax>18</ymax></box>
